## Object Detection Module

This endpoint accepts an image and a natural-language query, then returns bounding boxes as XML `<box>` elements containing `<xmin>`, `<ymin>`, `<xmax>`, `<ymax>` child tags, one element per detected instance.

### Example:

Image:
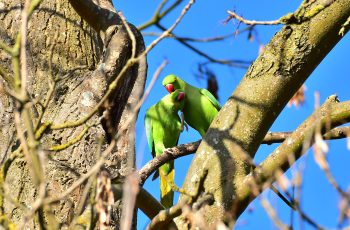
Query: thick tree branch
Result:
<box><xmin>177</xmin><ymin>0</ymin><xmax>350</xmax><ymax>227</ymax></box>
<box><xmin>236</xmin><ymin>97</ymin><xmax>350</xmax><ymax>215</ymax></box>
<box><xmin>68</xmin><ymin>0</ymin><xmax>120</xmax><ymax>32</ymax></box>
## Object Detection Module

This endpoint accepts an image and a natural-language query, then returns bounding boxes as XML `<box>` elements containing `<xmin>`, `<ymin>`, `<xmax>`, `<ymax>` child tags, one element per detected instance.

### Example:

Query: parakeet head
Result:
<box><xmin>162</xmin><ymin>74</ymin><xmax>183</xmax><ymax>93</ymax></box>
<box><xmin>168</xmin><ymin>89</ymin><xmax>186</xmax><ymax>110</ymax></box>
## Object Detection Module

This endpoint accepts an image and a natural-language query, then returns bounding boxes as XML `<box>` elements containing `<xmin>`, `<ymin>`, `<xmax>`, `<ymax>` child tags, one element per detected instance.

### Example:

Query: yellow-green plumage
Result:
<box><xmin>162</xmin><ymin>74</ymin><xmax>221</xmax><ymax>137</ymax></box>
<box><xmin>144</xmin><ymin>90</ymin><xmax>185</xmax><ymax>208</ymax></box>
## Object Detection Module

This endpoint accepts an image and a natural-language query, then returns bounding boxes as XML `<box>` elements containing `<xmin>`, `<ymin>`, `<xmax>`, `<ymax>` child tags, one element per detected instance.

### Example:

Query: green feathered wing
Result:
<box><xmin>183</xmin><ymin>83</ymin><xmax>221</xmax><ymax>137</ymax></box>
<box><xmin>200</xmin><ymin>88</ymin><xmax>222</xmax><ymax>111</ymax></box>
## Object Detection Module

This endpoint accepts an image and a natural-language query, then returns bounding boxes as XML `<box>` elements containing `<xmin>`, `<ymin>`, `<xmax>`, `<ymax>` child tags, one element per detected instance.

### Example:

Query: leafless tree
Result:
<box><xmin>0</xmin><ymin>0</ymin><xmax>349</xmax><ymax>229</ymax></box>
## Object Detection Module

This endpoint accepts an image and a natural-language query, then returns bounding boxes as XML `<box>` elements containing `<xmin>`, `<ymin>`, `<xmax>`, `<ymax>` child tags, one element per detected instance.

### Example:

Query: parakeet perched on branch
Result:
<box><xmin>144</xmin><ymin>89</ymin><xmax>186</xmax><ymax>208</ymax></box>
<box><xmin>162</xmin><ymin>75</ymin><xmax>297</xmax><ymax>211</ymax></box>
<box><xmin>162</xmin><ymin>74</ymin><xmax>221</xmax><ymax>137</ymax></box>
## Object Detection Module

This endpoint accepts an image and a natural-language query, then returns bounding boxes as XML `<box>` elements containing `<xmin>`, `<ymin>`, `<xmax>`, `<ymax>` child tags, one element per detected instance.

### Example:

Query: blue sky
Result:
<box><xmin>115</xmin><ymin>1</ymin><xmax>350</xmax><ymax>229</ymax></box>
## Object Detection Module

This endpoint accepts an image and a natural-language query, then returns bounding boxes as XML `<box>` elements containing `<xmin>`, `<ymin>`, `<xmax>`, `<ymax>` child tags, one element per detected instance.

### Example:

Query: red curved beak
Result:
<box><xmin>177</xmin><ymin>92</ymin><xmax>185</xmax><ymax>101</ymax></box>
<box><xmin>165</xmin><ymin>84</ymin><xmax>174</xmax><ymax>93</ymax></box>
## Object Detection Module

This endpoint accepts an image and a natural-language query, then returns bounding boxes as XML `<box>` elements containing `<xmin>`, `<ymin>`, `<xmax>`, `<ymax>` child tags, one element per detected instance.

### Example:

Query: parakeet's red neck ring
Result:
<box><xmin>165</xmin><ymin>84</ymin><xmax>174</xmax><ymax>93</ymax></box>
<box><xmin>177</xmin><ymin>92</ymin><xmax>185</xmax><ymax>101</ymax></box>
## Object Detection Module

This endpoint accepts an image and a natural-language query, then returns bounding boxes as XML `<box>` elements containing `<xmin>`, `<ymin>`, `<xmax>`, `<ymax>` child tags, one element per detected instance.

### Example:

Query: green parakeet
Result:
<box><xmin>162</xmin><ymin>75</ymin><xmax>296</xmax><ymax>210</ymax></box>
<box><xmin>162</xmin><ymin>74</ymin><xmax>221</xmax><ymax>137</ymax></box>
<box><xmin>144</xmin><ymin>89</ymin><xmax>186</xmax><ymax>208</ymax></box>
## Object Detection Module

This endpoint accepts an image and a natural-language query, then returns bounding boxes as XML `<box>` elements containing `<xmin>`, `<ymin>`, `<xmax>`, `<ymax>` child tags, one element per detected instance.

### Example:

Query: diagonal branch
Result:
<box><xmin>138</xmin><ymin>0</ymin><xmax>183</xmax><ymax>31</ymax></box>
<box><xmin>236</xmin><ymin>97</ymin><xmax>350</xmax><ymax>215</ymax></box>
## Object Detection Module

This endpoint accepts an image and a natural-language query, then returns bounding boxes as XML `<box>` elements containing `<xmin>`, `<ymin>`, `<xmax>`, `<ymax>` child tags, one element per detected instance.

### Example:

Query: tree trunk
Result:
<box><xmin>0</xmin><ymin>0</ymin><xmax>146</xmax><ymax>228</ymax></box>
<box><xmin>177</xmin><ymin>0</ymin><xmax>350</xmax><ymax>228</ymax></box>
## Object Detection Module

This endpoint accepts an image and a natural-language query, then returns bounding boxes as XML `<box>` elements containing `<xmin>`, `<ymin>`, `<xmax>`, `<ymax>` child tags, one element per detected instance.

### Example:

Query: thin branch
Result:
<box><xmin>47</xmin><ymin>125</ymin><xmax>90</xmax><ymax>151</ymax></box>
<box><xmin>147</xmin><ymin>198</ymin><xmax>188</xmax><ymax>230</ymax></box>
<box><xmin>156</xmin><ymin>23</ymin><xmax>250</xmax><ymax>68</ymax></box>
<box><xmin>226</xmin><ymin>10</ymin><xmax>281</xmax><ymax>25</ymax></box>
<box><xmin>138</xmin><ymin>0</ymin><xmax>183</xmax><ymax>31</ymax></box>
<box><xmin>264</xmin><ymin>126</ymin><xmax>350</xmax><ymax>144</ymax></box>
<box><xmin>144</xmin><ymin>0</ymin><xmax>195</xmax><ymax>55</ymax></box>
<box><xmin>135</xmin><ymin>187</ymin><xmax>165</xmax><ymax>219</ymax></box>
<box><xmin>283</xmin><ymin>190</ymin><xmax>325</xmax><ymax>230</ymax></box>
<box><xmin>138</xmin><ymin>126</ymin><xmax>350</xmax><ymax>184</ymax></box>
<box><xmin>142</xmin><ymin>31</ymin><xmax>235</xmax><ymax>43</ymax></box>
<box><xmin>139</xmin><ymin>141</ymin><xmax>200</xmax><ymax>185</ymax></box>
<box><xmin>0</xmin><ymin>40</ymin><xmax>14</xmax><ymax>55</ymax></box>
<box><xmin>226</xmin><ymin>1</ymin><xmax>332</xmax><ymax>26</ymax></box>
<box><xmin>260</xmin><ymin>197</ymin><xmax>290</xmax><ymax>230</ymax></box>
<box><xmin>319</xmin><ymin>156</ymin><xmax>350</xmax><ymax>208</ymax></box>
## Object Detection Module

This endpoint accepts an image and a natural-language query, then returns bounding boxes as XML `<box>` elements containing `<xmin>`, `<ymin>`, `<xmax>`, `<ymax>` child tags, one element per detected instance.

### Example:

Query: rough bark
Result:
<box><xmin>0</xmin><ymin>0</ymin><xmax>146</xmax><ymax>228</ymax></box>
<box><xmin>177</xmin><ymin>0</ymin><xmax>350</xmax><ymax>228</ymax></box>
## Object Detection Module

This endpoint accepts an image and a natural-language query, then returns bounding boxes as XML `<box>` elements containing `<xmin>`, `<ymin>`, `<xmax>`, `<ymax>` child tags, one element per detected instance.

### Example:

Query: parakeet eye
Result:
<box><xmin>165</xmin><ymin>84</ymin><xmax>174</xmax><ymax>93</ymax></box>
<box><xmin>176</xmin><ymin>92</ymin><xmax>185</xmax><ymax>101</ymax></box>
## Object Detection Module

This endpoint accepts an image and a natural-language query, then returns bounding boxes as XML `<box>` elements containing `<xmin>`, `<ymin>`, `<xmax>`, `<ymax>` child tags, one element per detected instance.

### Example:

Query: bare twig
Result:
<box><xmin>260</xmin><ymin>197</ymin><xmax>290</xmax><ymax>230</ymax></box>
<box><xmin>147</xmin><ymin>198</ymin><xmax>188</xmax><ymax>230</ymax></box>
<box><xmin>283</xmin><ymin>190</ymin><xmax>325</xmax><ymax>230</ymax></box>
<box><xmin>227</xmin><ymin>1</ymin><xmax>332</xmax><ymax>27</ymax></box>
<box><xmin>320</xmin><ymin>158</ymin><xmax>350</xmax><ymax>207</ymax></box>
<box><xmin>138</xmin><ymin>0</ymin><xmax>183</xmax><ymax>31</ymax></box>
<box><xmin>47</xmin><ymin>125</ymin><xmax>90</xmax><ymax>151</ymax></box>
<box><xmin>226</xmin><ymin>10</ymin><xmax>282</xmax><ymax>25</ymax></box>
<box><xmin>20</xmin><ymin>0</ymin><xmax>30</xmax><ymax>97</ymax></box>
<box><xmin>0</xmin><ymin>40</ymin><xmax>13</xmax><ymax>55</ymax></box>
<box><xmin>144</xmin><ymin>0</ymin><xmax>195</xmax><ymax>54</ymax></box>
<box><xmin>156</xmin><ymin>23</ymin><xmax>251</xmax><ymax>68</ymax></box>
<box><xmin>142</xmin><ymin>31</ymin><xmax>234</xmax><ymax>43</ymax></box>
<box><xmin>264</xmin><ymin>127</ymin><xmax>350</xmax><ymax>144</ymax></box>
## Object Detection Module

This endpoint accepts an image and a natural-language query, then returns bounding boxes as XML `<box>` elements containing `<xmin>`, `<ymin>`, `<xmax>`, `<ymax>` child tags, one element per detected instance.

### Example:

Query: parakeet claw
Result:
<box><xmin>164</xmin><ymin>148</ymin><xmax>174</xmax><ymax>154</ymax></box>
<box><xmin>180</xmin><ymin>112</ymin><xmax>188</xmax><ymax>132</ymax></box>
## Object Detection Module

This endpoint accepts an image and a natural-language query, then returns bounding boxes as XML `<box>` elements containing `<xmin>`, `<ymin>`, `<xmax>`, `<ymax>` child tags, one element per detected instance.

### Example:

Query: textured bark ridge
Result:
<box><xmin>0</xmin><ymin>0</ymin><xmax>146</xmax><ymax>228</ymax></box>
